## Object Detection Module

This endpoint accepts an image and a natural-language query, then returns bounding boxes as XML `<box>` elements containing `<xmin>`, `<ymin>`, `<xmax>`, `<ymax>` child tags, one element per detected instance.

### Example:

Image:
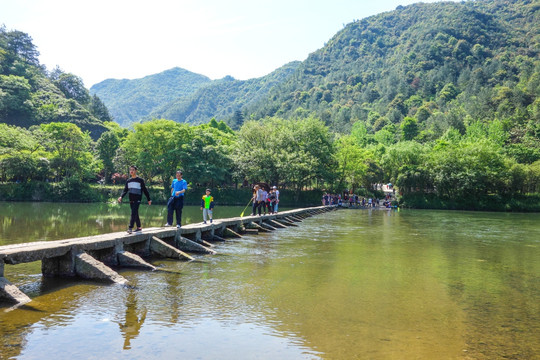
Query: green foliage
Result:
<box><xmin>50</xmin><ymin>68</ymin><xmax>90</xmax><ymax>104</ymax></box>
<box><xmin>334</xmin><ymin>134</ymin><xmax>385</xmax><ymax>192</ymax></box>
<box><xmin>400</xmin><ymin>117</ymin><xmax>419</xmax><ymax>140</ymax></box>
<box><xmin>121</xmin><ymin>119</ymin><xmax>190</xmax><ymax>185</ymax></box>
<box><xmin>245</xmin><ymin>0</ymin><xmax>539</xmax><ymax>138</ymax></box>
<box><xmin>0</xmin><ymin>74</ymin><xmax>32</xmax><ymax>117</ymax></box>
<box><xmin>182</xmin><ymin>125</ymin><xmax>235</xmax><ymax>187</ymax></box>
<box><xmin>39</xmin><ymin>122</ymin><xmax>95</xmax><ymax>180</ymax></box>
<box><xmin>0</xmin><ymin>28</ymin><xmax>109</xmax><ymax>139</ymax></box>
<box><xmin>96</xmin><ymin>131</ymin><xmax>120</xmax><ymax>183</ymax></box>
<box><xmin>233</xmin><ymin>117</ymin><xmax>334</xmax><ymax>191</ymax></box>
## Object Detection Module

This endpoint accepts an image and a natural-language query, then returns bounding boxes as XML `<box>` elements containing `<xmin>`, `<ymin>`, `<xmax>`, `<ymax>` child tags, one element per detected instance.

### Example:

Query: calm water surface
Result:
<box><xmin>0</xmin><ymin>203</ymin><xmax>539</xmax><ymax>359</ymax></box>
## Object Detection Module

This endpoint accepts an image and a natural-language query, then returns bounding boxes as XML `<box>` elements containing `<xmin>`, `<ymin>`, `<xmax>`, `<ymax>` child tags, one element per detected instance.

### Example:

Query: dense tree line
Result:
<box><xmin>3</xmin><ymin>114</ymin><xmax>540</xmax><ymax>209</ymax></box>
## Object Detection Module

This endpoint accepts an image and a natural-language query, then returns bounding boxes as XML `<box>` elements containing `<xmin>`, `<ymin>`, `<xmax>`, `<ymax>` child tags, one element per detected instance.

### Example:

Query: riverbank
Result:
<box><xmin>3</xmin><ymin>182</ymin><xmax>540</xmax><ymax>212</ymax></box>
<box><xmin>399</xmin><ymin>192</ymin><xmax>540</xmax><ymax>212</ymax></box>
<box><xmin>0</xmin><ymin>182</ymin><xmax>325</xmax><ymax>207</ymax></box>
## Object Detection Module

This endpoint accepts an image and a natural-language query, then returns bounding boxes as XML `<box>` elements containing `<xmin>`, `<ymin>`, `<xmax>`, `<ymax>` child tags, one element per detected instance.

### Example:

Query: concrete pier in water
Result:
<box><xmin>0</xmin><ymin>206</ymin><xmax>335</xmax><ymax>305</ymax></box>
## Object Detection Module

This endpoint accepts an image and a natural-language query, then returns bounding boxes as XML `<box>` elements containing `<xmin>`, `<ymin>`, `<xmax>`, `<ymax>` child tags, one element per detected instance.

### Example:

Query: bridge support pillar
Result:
<box><xmin>0</xmin><ymin>277</ymin><xmax>31</xmax><ymax>305</ymax></box>
<box><xmin>267</xmin><ymin>219</ymin><xmax>287</xmax><ymax>229</ymax></box>
<box><xmin>260</xmin><ymin>222</ymin><xmax>277</xmax><ymax>231</ymax></box>
<box><xmin>223</xmin><ymin>227</ymin><xmax>242</xmax><ymax>238</ymax></box>
<box><xmin>150</xmin><ymin>236</ymin><xmax>193</xmax><ymax>260</ymax></box>
<box><xmin>74</xmin><ymin>252</ymin><xmax>128</xmax><ymax>285</ymax></box>
<box><xmin>117</xmin><ymin>251</ymin><xmax>156</xmax><ymax>270</ymax></box>
<box><xmin>42</xmin><ymin>251</ymin><xmax>76</xmax><ymax>277</ymax></box>
<box><xmin>175</xmin><ymin>234</ymin><xmax>216</xmax><ymax>254</ymax></box>
<box><xmin>247</xmin><ymin>222</ymin><xmax>271</xmax><ymax>232</ymax></box>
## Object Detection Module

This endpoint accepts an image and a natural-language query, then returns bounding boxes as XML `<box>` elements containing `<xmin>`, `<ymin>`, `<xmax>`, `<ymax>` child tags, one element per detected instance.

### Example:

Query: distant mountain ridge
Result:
<box><xmin>149</xmin><ymin>61</ymin><xmax>301</xmax><ymax>126</ymax></box>
<box><xmin>90</xmin><ymin>67</ymin><xmax>211</xmax><ymax>127</ymax></box>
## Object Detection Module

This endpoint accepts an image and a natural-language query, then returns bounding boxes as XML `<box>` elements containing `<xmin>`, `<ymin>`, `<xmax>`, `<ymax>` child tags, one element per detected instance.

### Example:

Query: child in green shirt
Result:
<box><xmin>200</xmin><ymin>189</ymin><xmax>214</xmax><ymax>224</ymax></box>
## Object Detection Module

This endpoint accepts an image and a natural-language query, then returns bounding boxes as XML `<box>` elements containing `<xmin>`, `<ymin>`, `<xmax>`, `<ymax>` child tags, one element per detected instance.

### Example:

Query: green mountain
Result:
<box><xmin>149</xmin><ymin>61</ymin><xmax>300</xmax><ymax>127</ymax></box>
<box><xmin>0</xmin><ymin>26</ymin><xmax>110</xmax><ymax>139</ymax></box>
<box><xmin>90</xmin><ymin>67</ymin><xmax>211</xmax><ymax>127</ymax></box>
<box><xmin>247</xmin><ymin>0</ymin><xmax>539</xmax><ymax>135</ymax></box>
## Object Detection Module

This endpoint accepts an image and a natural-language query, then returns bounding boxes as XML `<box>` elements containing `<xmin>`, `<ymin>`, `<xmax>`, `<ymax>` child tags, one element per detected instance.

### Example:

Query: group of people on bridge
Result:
<box><xmin>251</xmin><ymin>184</ymin><xmax>280</xmax><ymax>216</ymax></box>
<box><xmin>117</xmin><ymin>166</ymin><xmax>214</xmax><ymax>233</ymax></box>
<box><xmin>322</xmin><ymin>190</ymin><xmax>396</xmax><ymax>209</ymax></box>
<box><xmin>116</xmin><ymin>166</ymin><xmax>279</xmax><ymax>234</ymax></box>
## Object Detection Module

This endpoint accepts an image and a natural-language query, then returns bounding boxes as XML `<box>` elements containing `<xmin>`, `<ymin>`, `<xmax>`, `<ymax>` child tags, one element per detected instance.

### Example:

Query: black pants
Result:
<box><xmin>252</xmin><ymin>200</ymin><xmax>263</xmax><ymax>215</ymax></box>
<box><xmin>129</xmin><ymin>200</ymin><xmax>141</xmax><ymax>229</ymax></box>
<box><xmin>167</xmin><ymin>196</ymin><xmax>184</xmax><ymax>226</ymax></box>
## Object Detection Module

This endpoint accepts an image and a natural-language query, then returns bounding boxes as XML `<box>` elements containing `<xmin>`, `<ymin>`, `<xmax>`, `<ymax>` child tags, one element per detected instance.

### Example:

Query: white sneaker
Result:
<box><xmin>164</xmin><ymin>223</ymin><xmax>172</xmax><ymax>227</ymax></box>
<box><xmin>176</xmin><ymin>224</ymin><xmax>181</xmax><ymax>229</ymax></box>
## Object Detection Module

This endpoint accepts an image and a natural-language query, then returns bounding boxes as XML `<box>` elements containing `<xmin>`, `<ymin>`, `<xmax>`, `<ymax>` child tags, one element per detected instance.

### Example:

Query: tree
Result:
<box><xmin>39</xmin><ymin>122</ymin><xmax>94</xmax><ymax>180</ymax></box>
<box><xmin>0</xmin><ymin>152</ymin><xmax>49</xmax><ymax>182</ymax></box>
<box><xmin>183</xmin><ymin>125</ymin><xmax>234</xmax><ymax>187</ymax></box>
<box><xmin>233</xmin><ymin>120</ymin><xmax>279</xmax><ymax>184</ymax></box>
<box><xmin>334</xmin><ymin>135</ymin><xmax>369</xmax><ymax>192</ymax></box>
<box><xmin>428</xmin><ymin>139</ymin><xmax>510</xmax><ymax>199</ymax></box>
<box><xmin>52</xmin><ymin>70</ymin><xmax>90</xmax><ymax>105</ymax></box>
<box><xmin>1</xmin><ymin>28</ymin><xmax>40</xmax><ymax>66</ymax></box>
<box><xmin>234</xmin><ymin>117</ymin><xmax>334</xmax><ymax>192</ymax></box>
<box><xmin>90</xmin><ymin>94</ymin><xmax>113</xmax><ymax>122</ymax></box>
<box><xmin>96</xmin><ymin>131</ymin><xmax>120</xmax><ymax>184</ymax></box>
<box><xmin>0</xmin><ymin>74</ymin><xmax>32</xmax><ymax>117</ymax></box>
<box><xmin>121</xmin><ymin>119</ymin><xmax>192</xmax><ymax>188</ymax></box>
<box><xmin>401</xmin><ymin>116</ymin><xmax>419</xmax><ymax>140</ymax></box>
<box><xmin>280</xmin><ymin>117</ymin><xmax>334</xmax><ymax>191</ymax></box>
<box><xmin>381</xmin><ymin>141</ymin><xmax>427</xmax><ymax>191</ymax></box>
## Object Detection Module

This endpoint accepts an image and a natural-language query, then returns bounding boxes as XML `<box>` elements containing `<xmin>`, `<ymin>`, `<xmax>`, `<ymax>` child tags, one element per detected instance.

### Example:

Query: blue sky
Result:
<box><xmin>2</xmin><ymin>0</ymin><xmax>447</xmax><ymax>88</ymax></box>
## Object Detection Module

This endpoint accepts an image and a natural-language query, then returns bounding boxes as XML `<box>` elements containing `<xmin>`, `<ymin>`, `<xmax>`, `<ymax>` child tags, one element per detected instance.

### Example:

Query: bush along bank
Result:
<box><xmin>0</xmin><ymin>182</ymin><xmax>325</xmax><ymax>207</ymax></box>
<box><xmin>0</xmin><ymin>181</ymin><xmax>108</xmax><ymax>202</ymax></box>
<box><xmin>398</xmin><ymin>193</ymin><xmax>540</xmax><ymax>212</ymax></box>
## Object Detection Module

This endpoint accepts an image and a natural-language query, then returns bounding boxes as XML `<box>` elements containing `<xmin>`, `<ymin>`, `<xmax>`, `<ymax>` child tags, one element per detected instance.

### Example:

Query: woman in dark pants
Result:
<box><xmin>251</xmin><ymin>185</ymin><xmax>264</xmax><ymax>216</ymax></box>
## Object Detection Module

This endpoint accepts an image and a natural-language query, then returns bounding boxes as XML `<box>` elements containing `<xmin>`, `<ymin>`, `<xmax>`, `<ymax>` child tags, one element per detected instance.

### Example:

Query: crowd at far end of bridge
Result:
<box><xmin>322</xmin><ymin>184</ymin><xmax>397</xmax><ymax>209</ymax></box>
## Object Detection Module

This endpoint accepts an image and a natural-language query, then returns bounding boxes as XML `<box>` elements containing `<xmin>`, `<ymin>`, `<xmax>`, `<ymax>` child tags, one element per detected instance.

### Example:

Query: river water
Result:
<box><xmin>0</xmin><ymin>202</ymin><xmax>539</xmax><ymax>359</ymax></box>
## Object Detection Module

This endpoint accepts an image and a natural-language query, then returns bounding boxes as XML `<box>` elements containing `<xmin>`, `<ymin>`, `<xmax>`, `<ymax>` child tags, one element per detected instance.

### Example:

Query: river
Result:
<box><xmin>0</xmin><ymin>202</ymin><xmax>539</xmax><ymax>359</ymax></box>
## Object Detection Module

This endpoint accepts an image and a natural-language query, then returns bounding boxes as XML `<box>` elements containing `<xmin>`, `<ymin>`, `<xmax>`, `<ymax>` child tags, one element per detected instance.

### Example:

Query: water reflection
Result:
<box><xmin>0</xmin><ymin>202</ymin><xmax>254</xmax><ymax>245</ymax></box>
<box><xmin>1</xmin><ymin>206</ymin><xmax>539</xmax><ymax>359</ymax></box>
<box><xmin>117</xmin><ymin>288</ymin><xmax>147</xmax><ymax>350</ymax></box>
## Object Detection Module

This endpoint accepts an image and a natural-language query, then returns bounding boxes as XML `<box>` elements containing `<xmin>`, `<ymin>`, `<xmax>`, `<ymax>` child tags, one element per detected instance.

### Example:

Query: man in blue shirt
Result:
<box><xmin>166</xmin><ymin>170</ymin><xmax>188</xmax><ymax>228</ymax></box>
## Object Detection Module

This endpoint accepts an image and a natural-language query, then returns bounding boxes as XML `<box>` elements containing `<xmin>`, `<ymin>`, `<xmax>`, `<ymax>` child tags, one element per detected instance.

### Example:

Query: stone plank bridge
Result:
<box><xmin>0</xmin><ymin>206</ymin><xmax>336</xmax><ymax>306</ymax></box>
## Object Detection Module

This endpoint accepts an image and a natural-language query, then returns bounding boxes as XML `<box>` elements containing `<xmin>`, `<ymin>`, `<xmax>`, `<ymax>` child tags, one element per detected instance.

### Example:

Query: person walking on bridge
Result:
<box><xmin>272</xmin><ymin>185</ymin><xmax>280</xmax><ymax>213</ymax></box>
<box><xmin>251</xmin><ymin>184</ymin><xmax>264</xmax><ymax>216</ymax></box>
<box><xmin>166</xmin><ymin>170</ymin><xmax>188</xmax><ymax>228</ymax></box>
<box><xmin>118</xmin><ymin>165</ymin><xmax>152</xmax><ymax>234</ymax></box>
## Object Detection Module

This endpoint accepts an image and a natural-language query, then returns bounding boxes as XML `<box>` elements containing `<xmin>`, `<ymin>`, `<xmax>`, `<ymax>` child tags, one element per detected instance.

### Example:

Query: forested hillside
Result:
<box><xmin>90</xmin><ymin>67</ymin><xmax>211</xmax><ymax>127</ymax></box>
<box><xmin>2</xmin><ymin>0</ymin><xmax>540</xmax><ymax>211</ymax></box>
<box><xmin>149</xmin><ymin>61</ymin><xmax>300</xmax><ymax>127</ymax></box>
<box><xmin>0</xmin><ymin>26</ymin><xmax>110</xmax><ymax>139</ymax></box>
<box><xmin>249</xmin><ymin>0</ymin><xmax>539</xmax><ymax>139</ymax></box>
